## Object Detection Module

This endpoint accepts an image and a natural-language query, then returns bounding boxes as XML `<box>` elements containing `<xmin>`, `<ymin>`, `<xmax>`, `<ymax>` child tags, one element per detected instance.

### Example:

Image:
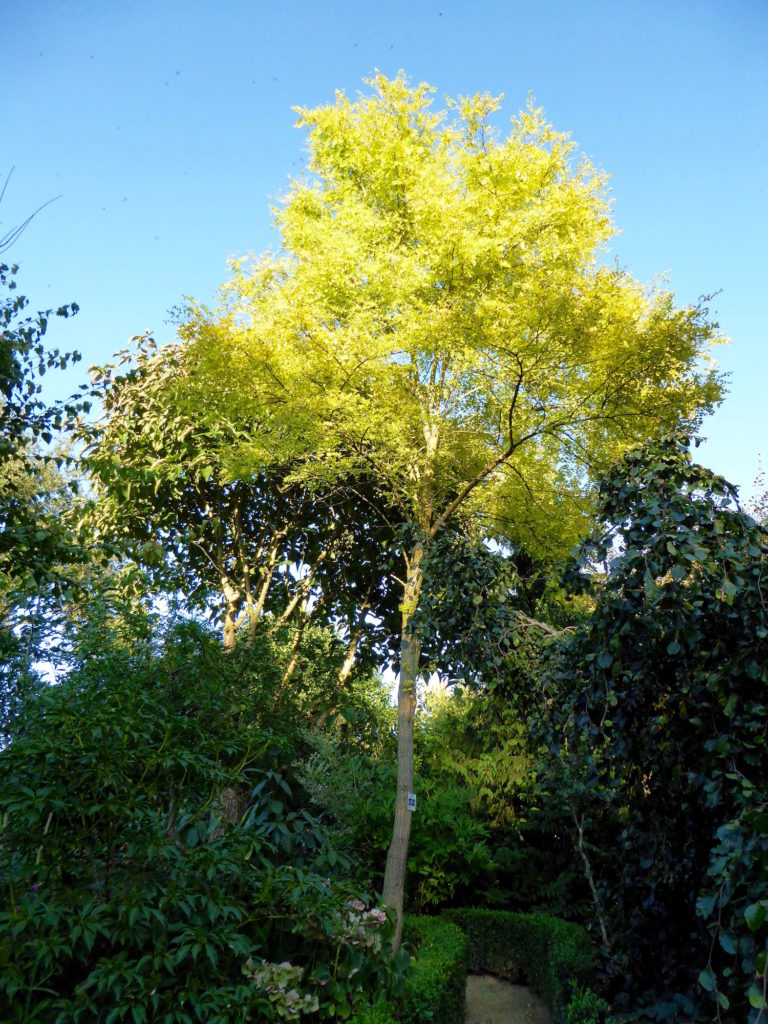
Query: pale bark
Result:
<box><xmin>382</xmin><ymin>542</ymin><xmax>423</xmax><ymax>951</ymax></box>
<box><xmin>246</xmin><ymin>529</ymin><xmax>285</xmax><ymax>642</ymax></box>
<box><xmin>572</xmin><ymin>807</ymin><xmax>610</xmax><ymax>949</ymax></box>
<box><xmin>279</xmin><ymin>606</ymin><xmax>308</xmax><ymax>686</ymax></box>
<box><xmin>278</xmin><ymin>590</ymin><xmax>325</xmax><ymax>693</ymax></box>
<box><xmin>337</xmin><ymin>584</ymin><xmax>373</xmax><ymax>687</ymax></box>
<box><xmin>337</xmin><ymin>635</ymin><xmax>361</xmax><ymax>688</ymax></box>
<box><xmin>221</xmin><ymin>580</ymin><xmax>243</xmax><ymax>651</ymax></box>
<box><xmin>267</xmin><ymin>546</ymin><xmax>329</xmax><ymax>638</ymax></box>
<box><xmin>210</xmin><ymin>784</ymin><xmax>250</xmax><ymax>838</ymax></box>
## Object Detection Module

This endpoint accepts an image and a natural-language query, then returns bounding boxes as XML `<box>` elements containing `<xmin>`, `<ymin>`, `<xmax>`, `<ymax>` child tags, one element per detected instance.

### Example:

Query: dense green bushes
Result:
<box><xmin>348</xmin><ymin>909</ymin><xmax>600</xmax><ymax>1024</ymax></box>
<box><xmin>445</xmin><ymin>908</ymin><xmax>596</xmax><ymax>1021</ymax></box>
<box><xmin>537</xmin><ymin>433</ymin><xmax>768</xmax><ymax>1020</ymax></box>
<box><xmin>0</xmin><ymin>622</ymin><xmax>407</xmax><ymax>1022</ymax></box>
<box><xmin>4</xmin><ymin>429</ymin><xmax>767</xmax><ymax>1023</ymax></box>
<box><xmin>297</xmin><ymin>697</ymin><xmax>495</xmax><ymax>912</ymax></box>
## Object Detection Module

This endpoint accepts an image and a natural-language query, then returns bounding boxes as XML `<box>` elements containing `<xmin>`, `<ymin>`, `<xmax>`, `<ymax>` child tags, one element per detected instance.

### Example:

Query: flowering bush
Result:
<box><xmin>332</xmin><ymin>901</ymin><xmax>390</xmax><ymax>953</ymax></box>
<box><xmin>243</xmin><ymin>960</ymin><xmax>319</xmax><ymax>1020</ymax></box>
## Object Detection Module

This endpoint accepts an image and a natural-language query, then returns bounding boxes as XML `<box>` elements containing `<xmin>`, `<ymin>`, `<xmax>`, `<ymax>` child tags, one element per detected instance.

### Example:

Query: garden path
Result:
<box><xmin>465</xmin><ymin>974</ymin><xmax>552</xmax><ymax>1024</ymax></box>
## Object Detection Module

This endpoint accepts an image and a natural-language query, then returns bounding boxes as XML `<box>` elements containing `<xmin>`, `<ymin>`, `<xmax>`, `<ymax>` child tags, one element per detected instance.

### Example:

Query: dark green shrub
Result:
<box><xmin>0</xmin><ymin>622</ymin><xmax>407</xmax><ymax>1022</ymax></box>
<box><xmin>347</xmin><ymin>1003</ymin><xmax>397</xmax><ymax>1024</ymax></box>
<box><xmin>536</xmin><ymin>432</ymin><xmax>768</xmax><ymax>1019</ymax></box>
<box><xmin>347</xmin><ymin>916</ymin><xmax>467</xmax><ymax>1024</ymax></box>
<box><xmin>444</xmin><ymin>908</ymin><xmax>595</xmax><ymax>1022</ymax></box>
<box><xmin>298</xmin><ymin>729</ymin><xmax>493</xmax><ymax>912</ymax></box>
<box><xmin>564</xmin><ymin>983</ymin><xmax>610</xmax><ymax>1023</ymax></box>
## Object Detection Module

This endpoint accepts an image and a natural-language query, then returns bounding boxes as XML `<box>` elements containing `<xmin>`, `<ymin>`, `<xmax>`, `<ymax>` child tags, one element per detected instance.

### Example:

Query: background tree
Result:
<box><xmin>748</xmin><ymin>463</ymin><xmax>767</xmax><ymax>526</ymax></box>
<box><xmin>178</xmin><ymin>74</ymin><xmax>724</xmax><ymax>945</ymax></box>
<box><xmin>0</xmin><ymin>261</ymin><xmax>92</xmax><ymax>737</ymax></box>
<box><xmin>82</xmin><ymin>333</ymin><xmax>401</xmax><ymax>687</ymax></box>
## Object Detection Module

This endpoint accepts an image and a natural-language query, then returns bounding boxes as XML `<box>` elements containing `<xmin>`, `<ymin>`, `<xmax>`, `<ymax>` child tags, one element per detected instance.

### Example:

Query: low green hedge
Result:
<box><xmin>349</xmin><ymin>909</ymin><xmax>595</xmax><ymax>1024</ymax></box>
<box><xmin>348</xmin><ymin>915</ymin><xmax>467</xmax><ymax>1024</ymax></box>
<box><xmin>347</xmin><ymin>1003</ymin><xmax>397</xmax><ymax>1024</ymax></box>
<box><xmin>399</xmin><ymin>916</ymin><xmax>467</xmax><ymax>1024</ymax></box>
<box><xmin>443</xmin><ymin>908</ymin><xmax>595</xmax><ymax>1022</ymax></box>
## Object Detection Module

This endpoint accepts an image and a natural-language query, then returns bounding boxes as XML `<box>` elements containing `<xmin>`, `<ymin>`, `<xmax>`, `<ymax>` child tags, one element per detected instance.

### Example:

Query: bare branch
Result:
<box><xmin>430</xmin><ymin>356</ymin><xmax>529</xmax><ymax>537</ymax></box>
<box><xmin>0</xmin><ymin>168</ymin><xmax>62</xmax><ymax>254</ymax></box>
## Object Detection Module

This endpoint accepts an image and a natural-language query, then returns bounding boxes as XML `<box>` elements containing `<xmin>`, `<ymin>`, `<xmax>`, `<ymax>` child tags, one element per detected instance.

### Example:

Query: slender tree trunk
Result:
<box><xmin>280</xmin><ymin>607</ymin><xmax>307</xmax><ymax>686</ymax></box>
<box><xmin>382</xmin><ymin>542</ymin><xmax>423</xmax><ymax>951</ymax></box>
<box><xmin>571</xmin><ymin>806</ymin><xmax>610</xmax><ymax>949</ymax></box>
<box><xmin>221</xmin><ymin>580</ymin><xmax>242</xmax><ymax>652</ymax></box>
<box><xmin>247</xmin><ymin>530</ymin><xmax>284</xmax><ymax>643</ymax></box>
<box><xmin>267</xmin><ymin>546</ymin><xmax>329</xmax><ymax>638</ymax></box>
<box><xmin>337</xmin><ymin>584</ymin><xmax>373</xmax><ymax>687</ymax></box>
<box><xmin>337</xmin><ymin>630</ymin><xmax>362</xmax><ymax>688</ymax></box>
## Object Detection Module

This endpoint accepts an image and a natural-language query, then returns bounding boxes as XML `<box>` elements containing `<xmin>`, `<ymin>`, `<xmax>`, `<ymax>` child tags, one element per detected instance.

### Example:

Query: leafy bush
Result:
<box><xmin>444</xmin><ymin>908</ymin><xmax>595</xmax><ymax>1022</ymax></box>
<box><xmin>296</xmin><ymin>732</ymin><xmax>395</xmax><ymax>890</ymax></box>
<box><xmin>0</xmin><ymin>621</ymin><xmax>407</xmax><ymax>1022</ymax></box>
<box><xmin>346</xmin><ymin>916</ymin><xmax>467</xmax><ymax>1024</ymax></box>
<box><xmin>564</xmin><ymin>984</ymin><xmax>611</xmax><ymax>1024</ymax></box>
<box><xmin>347</xmin><ymin>1004</ymin><xmax>396</xmax><ymax>1024</ymax></box>
<box><xmin>0</xmin><ymin>261</ymin><xmax>91</xmax><ymax>742</ymax></box>
<box><xmin>536</xmin><ymin>431</ymin><xmax>768</xmax><ymax>1019</ymax></box>
<box><xmin>407</xmin><ymin>782</ymin><xmax>492</xmax><ymax>911</ymax></box>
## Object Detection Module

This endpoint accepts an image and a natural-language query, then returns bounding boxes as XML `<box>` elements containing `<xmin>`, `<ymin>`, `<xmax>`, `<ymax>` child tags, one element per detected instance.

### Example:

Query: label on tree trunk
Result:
<box><xmin>407</xmin><ymin>792</ymin><xmax>416</xmax><ymax>812</ymax></box>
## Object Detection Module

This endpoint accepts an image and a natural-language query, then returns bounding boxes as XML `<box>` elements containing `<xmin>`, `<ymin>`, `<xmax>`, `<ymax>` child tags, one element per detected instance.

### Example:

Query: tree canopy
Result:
<box><xmin>184</xmin><ymin>74</ymin><xmax>723</xmax><ymax>556</ymax></box>
<box><xmin>173</xmin><ymin>73</ymin><xmax>725</xmax><ymax>945</ymax></box>
<box><xmin>0</xmin><ymin>262</ymin><xmax>90</xmax><ymax>736</ymax></box>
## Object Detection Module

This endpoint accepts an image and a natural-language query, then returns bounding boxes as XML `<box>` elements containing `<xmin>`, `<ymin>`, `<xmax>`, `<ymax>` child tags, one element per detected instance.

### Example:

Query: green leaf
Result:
<box><xmin>723</xmin><ymin>694</ymin><xmax>737</xmax><ymax>719</ymax></box>
<box><xmin>748</xmin><ymin>811</ymin><xmax>768</xmax><ymax>834</ymax></box>
<box><xmin>744</xmin><ymin>903</ymin><xmax>765</xmax><ymax>932</ymax></box>
<box><xmin>696</xmin><ymin>893</ymin><xmax>716</xmax><ymax>918</ymax></box>
<box><xmin>749</xmin><ymin>985</ymin><xmax>768</xmax><ymax>1010</ymax></box>
<box><xmin>698</xmin><ymin>968</ymin><xmax>715</xmax><ymax>992</ymax></box>
<box><xmin>643</xmin><ymin>571</ymin><xmax>659</xmax><ymax>597</ymax></box>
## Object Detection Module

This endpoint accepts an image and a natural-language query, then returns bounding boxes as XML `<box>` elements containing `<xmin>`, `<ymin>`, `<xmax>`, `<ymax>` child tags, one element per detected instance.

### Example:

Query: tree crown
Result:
<box><xmin>183</xmin><ymin>73</ymin><xmax>724</xmax><ymax>557</ymax></box>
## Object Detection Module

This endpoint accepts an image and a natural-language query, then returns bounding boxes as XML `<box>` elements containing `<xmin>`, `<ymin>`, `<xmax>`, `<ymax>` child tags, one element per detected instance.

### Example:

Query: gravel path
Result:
<box><xmin>465</xmin><ymin>975</ymin><xmax>552</xmax><ymax>1024</ymax></box>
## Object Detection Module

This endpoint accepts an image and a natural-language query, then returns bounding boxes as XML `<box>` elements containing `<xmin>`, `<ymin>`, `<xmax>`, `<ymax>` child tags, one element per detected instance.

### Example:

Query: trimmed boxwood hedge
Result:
<box><xmin>349</xmin><ymin>908</ymin><xmax>595</xmax><ymax>1024</ymax></box>
<box><xmin>443</xmin><ymin>908</ymin><xmax>595</xmax><ymax>1022</ymax></box>
<box><xmin>348</xmin><ymin>915</ymin><xmax>467</xmax><ymax>1024</ymax></box>
<box><xmin>399</xmin><ymin>915</ymin><xmax>467</xmax><ymax>1024</ymax></box>
<box><xmin>347</xmin><ymin>1003</ymin><xmax>397</xmax><ymax>1024</ymax></box>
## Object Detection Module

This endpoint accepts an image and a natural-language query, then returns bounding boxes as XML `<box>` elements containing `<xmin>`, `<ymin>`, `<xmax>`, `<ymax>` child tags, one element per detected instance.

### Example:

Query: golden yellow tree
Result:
<box><xmin>182</xmin><ymin>74</ymin><xmax>724</xmax><ymax>946</ymax></box>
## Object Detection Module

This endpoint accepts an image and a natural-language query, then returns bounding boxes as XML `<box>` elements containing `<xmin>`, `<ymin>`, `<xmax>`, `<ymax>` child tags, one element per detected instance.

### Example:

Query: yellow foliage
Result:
<box><xmin>183</xmin><ymin>73</ymin><xmax>724</xmax><ymax>558</ymax></box>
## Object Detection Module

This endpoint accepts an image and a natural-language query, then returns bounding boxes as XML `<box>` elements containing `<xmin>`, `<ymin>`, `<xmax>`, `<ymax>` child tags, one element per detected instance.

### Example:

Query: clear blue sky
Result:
<box><xmin>5</xmin><ymin>0</ymin><xmax>767</xmax><ymax>499</ymax></box>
